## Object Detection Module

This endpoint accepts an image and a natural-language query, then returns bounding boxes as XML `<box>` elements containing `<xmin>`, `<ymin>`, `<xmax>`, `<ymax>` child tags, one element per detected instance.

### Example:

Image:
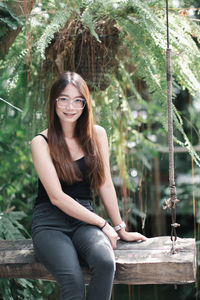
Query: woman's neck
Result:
<box><xmin>60</xmin><ymin>122</ymin><xmax>76</xmax><ymax>139</ymax></box>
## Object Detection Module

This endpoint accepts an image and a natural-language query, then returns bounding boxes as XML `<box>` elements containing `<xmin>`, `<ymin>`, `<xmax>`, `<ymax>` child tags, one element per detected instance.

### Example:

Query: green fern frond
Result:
<box><xmin>80</xmin><ymin>5</ymin><xmax>101</xmax><ymax>42</ymax></box>
<box><xmin>36</xmin><ymin>8</ymin><xmax>72</xmax><ymax>59</ymax></box>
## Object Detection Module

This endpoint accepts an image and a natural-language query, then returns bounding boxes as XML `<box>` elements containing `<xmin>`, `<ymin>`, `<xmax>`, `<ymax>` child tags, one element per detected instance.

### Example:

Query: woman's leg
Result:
<box><xmin>33</xmin><ymin>229</ymin><xmax>85</xmax><ymax>300</ymax></box>
<box><xmin>72</xmin><ymin>225</ymin><xmax>115</xmax><ymax>300</ymax></box>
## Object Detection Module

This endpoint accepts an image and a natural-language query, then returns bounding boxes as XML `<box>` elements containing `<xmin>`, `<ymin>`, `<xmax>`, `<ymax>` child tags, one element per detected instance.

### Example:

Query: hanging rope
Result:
<box><xmin>163</xmin><ymin>0</ymin><xmax>180</xmax><ymax>254</ymax></box>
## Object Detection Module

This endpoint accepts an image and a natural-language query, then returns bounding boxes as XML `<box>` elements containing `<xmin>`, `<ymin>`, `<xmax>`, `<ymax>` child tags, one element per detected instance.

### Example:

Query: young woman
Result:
<box><xmin>31</xmin><ymin>71</ymin><xmax>146</xmax><ymax>300</ymax></box>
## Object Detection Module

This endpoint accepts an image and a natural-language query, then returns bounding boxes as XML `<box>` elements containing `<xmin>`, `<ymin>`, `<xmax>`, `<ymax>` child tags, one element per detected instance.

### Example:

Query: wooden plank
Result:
<box><xmin>114</xmin><ymin>236</ymin><xmax>196</xmax><ymax>284</ymax></box>
<box><xmin>0</xmin><ymin>236</ymin><xmax>196</xmax><ymax>284</ymax></box>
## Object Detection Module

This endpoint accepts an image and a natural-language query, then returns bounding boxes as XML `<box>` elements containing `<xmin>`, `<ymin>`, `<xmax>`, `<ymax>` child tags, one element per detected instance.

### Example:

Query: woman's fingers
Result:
<box><xmin>102</xmin><ymin>223</ymin><xmax>118</xmax><ymax>249</ymax></box>
<box><xmin>118</xmin><ymin>230</ymin><xmax>147</xmax><ymax>242</ymax></box>
<box><xmin>133</xmin><ymin>232</ymin><xmax>147</xmax><ymax>241</ymax></box>
<box><xmin>101</xmin><ymin>223</ymin><xmax>147</xmax><ymax>247</ymax></box>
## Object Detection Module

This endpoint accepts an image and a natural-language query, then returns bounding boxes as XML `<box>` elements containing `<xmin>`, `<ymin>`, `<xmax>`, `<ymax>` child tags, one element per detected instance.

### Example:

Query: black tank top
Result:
<box><xmin>34</xmin><ymin>134</ymin><xmax>92</xmax><ymax>206</ymax></box>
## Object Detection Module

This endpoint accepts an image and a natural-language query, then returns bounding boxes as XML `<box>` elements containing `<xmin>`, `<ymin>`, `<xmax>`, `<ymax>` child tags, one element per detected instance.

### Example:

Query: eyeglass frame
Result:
<box><xmin>56</xmin><ymin>96</ymin><xmax>86</xmax><ymax>110</ymax></box>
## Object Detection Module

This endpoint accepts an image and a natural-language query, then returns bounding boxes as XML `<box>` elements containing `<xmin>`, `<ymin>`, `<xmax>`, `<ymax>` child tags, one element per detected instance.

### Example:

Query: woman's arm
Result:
<box><xmin>31</xmin><ymin>135</ymin><xmax>106</xmax><ymax>228</ymax></box>
<box><xmin>95</xmin><ymin>126</ymin><xmax>146</xmax><ymax>242</ymax></box>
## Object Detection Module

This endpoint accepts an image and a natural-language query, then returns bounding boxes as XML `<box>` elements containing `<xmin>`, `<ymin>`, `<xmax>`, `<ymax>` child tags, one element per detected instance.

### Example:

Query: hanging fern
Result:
<box><xmin>113</xmin><ymin>0</ymin><xmax>200</xmax><ymax>166</ymax></box>
<box><xmin>80</xmin><ymin>2</ymin><xmax>101</xmax><ymax>42</ymax></box>
<box><xmin>36</xmin><ymin>7</ymin><xmax>74</xmax><ymax>59</ymax></box>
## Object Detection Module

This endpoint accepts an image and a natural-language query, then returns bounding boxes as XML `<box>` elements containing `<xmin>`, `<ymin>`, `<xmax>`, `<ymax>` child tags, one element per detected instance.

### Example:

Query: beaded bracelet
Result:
<box><xmin>100</xmin><ymin>220</ymin><xmax>107</xmax><ymax>230</ymax></box>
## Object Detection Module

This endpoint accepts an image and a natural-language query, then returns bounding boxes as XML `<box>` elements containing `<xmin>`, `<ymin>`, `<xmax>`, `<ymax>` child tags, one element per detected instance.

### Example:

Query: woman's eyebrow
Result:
<box><xmin>59</xmin><ymin>93</ymin><xmax>83</xmax><ymax>98</ymax></box>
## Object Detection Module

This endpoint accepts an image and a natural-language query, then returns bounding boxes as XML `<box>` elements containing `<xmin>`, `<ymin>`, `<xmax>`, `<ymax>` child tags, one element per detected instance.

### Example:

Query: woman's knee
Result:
<box><xmin>73</xmin><ymin>225</ymin><xmax>116</xmax><ymax>276</ymax></box>
<box><xmin>98</xmin><ymin>253</ymin><xmax>115</xmax><ymax>273</ymax></box>
<box><xmin>90</xmin><ymin>245</ymin><xmax>115</xmax><ymax>277</ymax></box>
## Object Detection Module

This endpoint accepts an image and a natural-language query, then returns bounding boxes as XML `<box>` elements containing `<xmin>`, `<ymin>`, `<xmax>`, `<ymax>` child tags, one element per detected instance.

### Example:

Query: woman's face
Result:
<box><xmin>55</xmin><ymin>83</ymin><xmax>85</xmax><ymax>125</ymax></box>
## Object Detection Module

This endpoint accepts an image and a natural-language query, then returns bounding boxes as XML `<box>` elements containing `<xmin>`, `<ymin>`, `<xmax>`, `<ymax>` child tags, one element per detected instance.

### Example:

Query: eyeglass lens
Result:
<box><xmin>57</xmin><ymin>97</ymin><xmax>85</xmax><ymax>109</ymax></box>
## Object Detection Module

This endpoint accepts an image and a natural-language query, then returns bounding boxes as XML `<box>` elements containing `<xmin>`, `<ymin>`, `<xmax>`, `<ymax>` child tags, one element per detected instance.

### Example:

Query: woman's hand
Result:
<box><xmin>117</xmin><ymin>229</ymin><xmax>147</xmax><ymax>242</ymax></box>
<box><xmin>102</xmin><ymin>223</ymin><xmax>119</xmax><ymax>249</ymax></box>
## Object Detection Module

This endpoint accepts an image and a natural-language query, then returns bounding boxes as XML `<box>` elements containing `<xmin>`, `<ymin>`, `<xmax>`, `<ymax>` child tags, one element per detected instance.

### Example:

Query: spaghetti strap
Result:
<box><xmin>36</xmin><ymin>134</ymin><xmax>48</xmax><ymax>143</ymax></box>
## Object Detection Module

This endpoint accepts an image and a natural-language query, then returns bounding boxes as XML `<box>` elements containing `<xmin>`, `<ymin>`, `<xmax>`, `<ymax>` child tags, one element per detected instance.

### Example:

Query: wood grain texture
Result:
<box><xmin>0</xmin><ymin>236</ymin><xmax>196</xmax><ymax>284</ymax></box>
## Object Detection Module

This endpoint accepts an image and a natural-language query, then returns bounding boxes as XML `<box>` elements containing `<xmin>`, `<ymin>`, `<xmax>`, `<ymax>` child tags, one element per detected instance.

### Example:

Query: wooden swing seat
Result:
<box><xmin>0</xmin><ymin>236</ymin><xmax>196</xmax><ymax>285</ymax></box>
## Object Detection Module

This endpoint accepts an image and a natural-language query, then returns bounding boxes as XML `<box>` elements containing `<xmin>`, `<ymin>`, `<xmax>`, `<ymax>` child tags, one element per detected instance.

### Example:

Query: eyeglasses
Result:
<box><xmin>56</xmin><ymin>97</ymin><xmax>86</xmax><ymax>109</ymax></box>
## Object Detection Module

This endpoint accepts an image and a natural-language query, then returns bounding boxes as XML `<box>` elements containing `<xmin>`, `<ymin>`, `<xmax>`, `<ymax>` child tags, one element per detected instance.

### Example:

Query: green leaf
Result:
<box><xmin>36</xmin><ymin>8</ymin><xmax>72</xmax><ymax>59</ymax></box>
<box><xmin>0</xmin><ymin>17</ymin><xmax>18</xmax><ymax>30</ymax></box>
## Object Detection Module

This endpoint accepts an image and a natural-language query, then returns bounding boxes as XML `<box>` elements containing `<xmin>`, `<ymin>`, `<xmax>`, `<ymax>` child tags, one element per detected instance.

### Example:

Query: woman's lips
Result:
<box><xmin>63</xmin><ymin>112</ymin><xmax>76</xmax><ymax>118</ymax></box>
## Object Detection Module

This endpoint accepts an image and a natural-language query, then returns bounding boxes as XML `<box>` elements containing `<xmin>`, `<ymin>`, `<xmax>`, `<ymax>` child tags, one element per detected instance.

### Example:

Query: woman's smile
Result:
<box><xmin>63</xmin><ymin>112</ymin><xmax>77</xmax><ymax>117</ymax></box>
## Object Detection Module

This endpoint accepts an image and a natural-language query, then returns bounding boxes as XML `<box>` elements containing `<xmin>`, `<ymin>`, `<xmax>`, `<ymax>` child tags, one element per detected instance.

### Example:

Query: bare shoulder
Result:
<box><xmin>94</xmin><ymin>125</ymin><xmax>110</xmax><ymax>160</ymax></box>
<box><xmin>31</xmin><ymin>129</ymin><xmax>48</xmax><ymax>148</ymax></box>
<box><xmin>94</xmin><ymin>125</ymin><xmax>107</xmax><ymax>140</ymax></box>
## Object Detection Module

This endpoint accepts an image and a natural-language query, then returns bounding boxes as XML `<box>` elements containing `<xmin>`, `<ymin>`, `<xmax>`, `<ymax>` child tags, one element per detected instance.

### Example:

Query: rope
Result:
<box><xmin>165</xmin><ymin>0</ymin><xmax>180</xmax><ymax>254</ymax></box>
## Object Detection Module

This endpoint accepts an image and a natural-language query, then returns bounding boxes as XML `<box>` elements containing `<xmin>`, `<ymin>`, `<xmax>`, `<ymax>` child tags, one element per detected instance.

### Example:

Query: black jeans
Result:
<box><xmin>32</xmin><ymin>200</ymin><xmax>115</xmax><ymax>300</ymax></box>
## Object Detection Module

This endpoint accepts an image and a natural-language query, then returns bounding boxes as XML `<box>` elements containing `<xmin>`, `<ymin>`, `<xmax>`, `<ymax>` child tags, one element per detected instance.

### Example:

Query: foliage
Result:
<box><xmin>0</xmin><ymin>278</ymin><xmax>57</xmax><ymax>300</ymax></box>
<box><xmin>31</xmin><ymin>0</ymin><xmax>200</xmax><ymax>166</ymax></box>
<box><xmin>0</xmin><ymin>211</ymin><xmax>28</xmax><ymax>240</ymax></box>
<box><xmin>36</xmin><ymin>7</ymin><xmax>73</xmax><ymax>59</ymax></box>
<box><xmin>0</xmin><ymin>2</ymin><xmax>23</xmax><ymax>39</ymax></box>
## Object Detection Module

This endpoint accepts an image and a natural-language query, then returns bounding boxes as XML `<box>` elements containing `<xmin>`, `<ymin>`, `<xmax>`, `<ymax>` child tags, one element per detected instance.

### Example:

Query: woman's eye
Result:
<box><xmin>60</xmin><ymin>97</ymin><xmax>67</xmax><ymax>102</ymax></box>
